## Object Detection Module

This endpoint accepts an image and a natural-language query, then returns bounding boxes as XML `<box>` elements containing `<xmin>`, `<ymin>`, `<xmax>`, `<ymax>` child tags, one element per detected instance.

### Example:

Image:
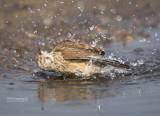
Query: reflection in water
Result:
<box><xmin>38</xmin><ymin>76</ymin><xmax>111</xmax><ymax>105</ymax></box>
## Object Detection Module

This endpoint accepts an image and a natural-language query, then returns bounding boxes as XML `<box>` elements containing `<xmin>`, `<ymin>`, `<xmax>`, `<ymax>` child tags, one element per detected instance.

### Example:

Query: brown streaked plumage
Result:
<box><xmin>36</xmin><ymin>40</ymin><xmax>130</xmax><ymax>78</ymax></box>
<box><xmin>53</xmin><ymin>40</ymin><xmax>105</xmax><ymax>59</ymax></box>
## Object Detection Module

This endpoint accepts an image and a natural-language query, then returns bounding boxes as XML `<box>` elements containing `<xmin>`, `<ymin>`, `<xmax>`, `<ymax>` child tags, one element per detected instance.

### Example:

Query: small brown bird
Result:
<box><xmin>36</xmin><ymin>40</ymin><xmax>130</xmax><ymax>78</ymax></box>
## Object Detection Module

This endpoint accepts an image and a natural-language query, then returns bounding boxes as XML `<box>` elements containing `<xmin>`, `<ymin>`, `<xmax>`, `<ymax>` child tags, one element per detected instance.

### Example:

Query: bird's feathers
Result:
<box><xmin>90</xmin><ymin>57</ymin><xmax>130</xmax><ymax>69</ymax></box>
<box><xmin>53</xmin><ymin>40</ymin><xmax>130</xmax><ymax>69</ymax></box>
<box><xmin>53</xmin><ymin>40</ymin><xmax>105</xmax><ymax>60</ymax></box>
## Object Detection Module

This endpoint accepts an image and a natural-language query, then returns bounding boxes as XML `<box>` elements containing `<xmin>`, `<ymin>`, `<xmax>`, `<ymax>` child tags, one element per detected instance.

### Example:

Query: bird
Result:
<box><xmin>36</xmin><ymin>40</ymin><xmax>130</xmax><ymax>78</ymax></box>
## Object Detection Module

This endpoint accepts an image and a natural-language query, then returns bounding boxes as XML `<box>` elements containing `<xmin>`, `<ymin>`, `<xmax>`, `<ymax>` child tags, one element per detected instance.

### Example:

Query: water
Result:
<box><xmin>0</xmin><ymin>0</ymin><xmax>160</xmax><ymax>115</ymax></box>
<box><xmin>0</xmin><ymin>26</ymin><xmax>160</xmax><ymax>116</ymax></box>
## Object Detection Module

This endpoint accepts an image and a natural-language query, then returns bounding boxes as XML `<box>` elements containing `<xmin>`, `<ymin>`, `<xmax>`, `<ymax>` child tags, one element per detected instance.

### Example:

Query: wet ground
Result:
<box><xmin>0</xmin><ymin>0</ymin><xmax>160</xmax><ymax>116</ymax></box>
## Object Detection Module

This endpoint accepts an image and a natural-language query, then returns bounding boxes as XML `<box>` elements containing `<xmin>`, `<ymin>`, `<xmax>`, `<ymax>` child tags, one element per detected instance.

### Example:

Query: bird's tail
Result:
<box><xmin>90</xmin><ymin>57</ymin><xmax>130</xmax><ymax>69</ymax></box>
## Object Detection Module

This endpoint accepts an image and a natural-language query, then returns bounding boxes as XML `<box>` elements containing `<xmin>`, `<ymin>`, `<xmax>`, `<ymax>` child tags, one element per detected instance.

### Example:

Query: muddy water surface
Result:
<box><xmin>0</xmin><ymin>0</ymin><xmax>160</xmax><ymax>116</ymax></box>
<box><xmin>0</xmin><ymin>27</ymin><xmax>160</xmax><ymax>116</ymax></box>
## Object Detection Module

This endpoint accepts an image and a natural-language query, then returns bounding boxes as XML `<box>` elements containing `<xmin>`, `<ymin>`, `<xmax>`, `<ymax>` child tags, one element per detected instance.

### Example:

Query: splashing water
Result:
<box><xmin>89</xmin><ymin>25</ymin><xmax>95</xmax><ymax>31</ymax></box>
<box><xmin>91</xmin><ymin>39</ymin><xmax>98</xmax><ymax>47</ymax></box>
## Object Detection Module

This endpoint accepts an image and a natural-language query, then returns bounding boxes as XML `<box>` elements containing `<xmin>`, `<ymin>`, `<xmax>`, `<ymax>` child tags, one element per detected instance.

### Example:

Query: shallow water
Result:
<box><xmin>0</xmin><ymin>24</ymin><xmax>160</xmax><ymax>116</ymax></box>
<box><xmin>1</xmin><ymin>1</ymin><xmax>160</xmax><ymax>115</ymax></box>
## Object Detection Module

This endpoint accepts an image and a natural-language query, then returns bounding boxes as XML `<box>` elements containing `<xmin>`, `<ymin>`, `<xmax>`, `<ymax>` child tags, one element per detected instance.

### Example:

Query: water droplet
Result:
<box><xmin>89</xmin><ymin>25</ymin><xmax>95</xmax><ymax>31</ymax></box>
<box><xmin>77</xmin><ymin>1</ymin><xmax>84</xmax><ymax>12</ymax></box>
<box><xmin>129</xmin><ymin>2</ymin><xmax>132</xmax><ymax>4</ymax></box>
<box><xmin>101</xmin><ymin>11</ymin><xmax>104</xmax><ymax>14</ymax></box>
<box><xmin>91</xmin><ymin>40</ymin><xmax>98</xmax><ymax>47</ymax></box>
<box><xmin>100</xmin><ymin>32</ymin><xmax>106</xmax><ymax>39</ymax></box>
<box><xmin>58</xmin><ymin>32</ymin><xmax>61</xmax><ymax>35</ymax></box>
<box><xmin>139</xmin><ymin>38</ymin><xmax>146</xmax><ymax>42</ymax></box>
<box><xmin>110</xmin><ymin>9</ymin><xmax>116</xmax><ymax>13</ymax></box>
<box><xmin>33</xmin><ymin>30</ymin><xmax>37</xmax><ymax>34</ymax></box>
<box><xmin>67</xmin><ymin>33</ymin><xmax>72</xmax><ymax>38</ymax></box>
<box><xmin>115</xmin><ymin>15</ymin><xmax>122</xmax><ymax>21</ymax></box>
<box><xmin>155</xmin><ymin>33</ymin><xmax>158</xmax><ymax>37</ymax></box>
<box><xmin>98</xmin><ymin>105</ymin><xmax>101</xmax><ymax>111</ymax></box>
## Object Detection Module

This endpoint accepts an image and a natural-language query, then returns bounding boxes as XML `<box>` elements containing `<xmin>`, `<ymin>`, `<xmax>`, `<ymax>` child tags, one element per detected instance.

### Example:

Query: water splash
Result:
<box><xmin>91</xmin><ymin>39</ymin><xmax>98</xmax><ymax>47</ymax></box>
<box><xmin>89</xmin><ymin>25</ymin><xmax>95</xmax><ymax>31</ymax></box>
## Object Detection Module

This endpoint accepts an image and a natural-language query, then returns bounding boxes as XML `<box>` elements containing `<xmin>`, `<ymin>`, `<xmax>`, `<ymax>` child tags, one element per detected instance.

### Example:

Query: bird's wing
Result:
<box><xmin>53</xmin><ymin>40</ymin><xmax>105</xmax><ymax>60</ymax></box>
<box><xmin>90</xmin><ymin>57</ymin><xmax>131</xmax><ymax>69</ymax></box>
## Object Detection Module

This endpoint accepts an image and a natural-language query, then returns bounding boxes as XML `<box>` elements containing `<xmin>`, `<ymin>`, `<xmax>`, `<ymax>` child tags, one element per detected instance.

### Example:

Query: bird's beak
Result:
<box><xmin>38</xmin><ymin>48</ymin><xmax>42</xmax><ymax>55</ymax></box>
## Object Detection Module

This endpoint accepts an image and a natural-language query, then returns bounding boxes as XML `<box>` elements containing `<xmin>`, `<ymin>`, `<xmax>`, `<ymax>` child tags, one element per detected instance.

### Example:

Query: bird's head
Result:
<box><xmin>36</xmin><ymin>49</ymin><xmax>54</xmax><ymax>71</ymax></box>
